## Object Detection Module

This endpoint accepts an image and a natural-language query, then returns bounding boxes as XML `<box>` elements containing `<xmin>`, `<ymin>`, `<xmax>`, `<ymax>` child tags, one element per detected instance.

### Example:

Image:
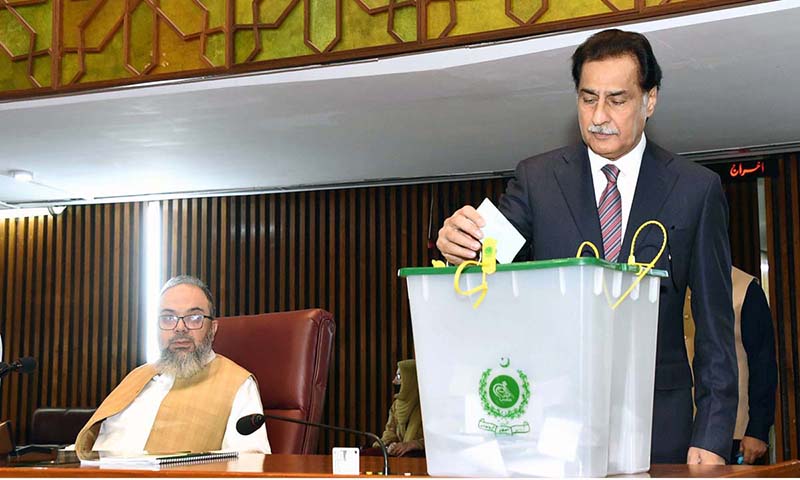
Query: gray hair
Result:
<box><xmin>160</xmin><ymin>275</ymin><xmax>216</xmax><ymax>317</ymax></box>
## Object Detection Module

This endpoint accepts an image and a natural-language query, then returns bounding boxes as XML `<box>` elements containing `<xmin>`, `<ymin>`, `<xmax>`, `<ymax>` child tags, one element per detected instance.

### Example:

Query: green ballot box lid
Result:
<box><xmin>398</xmin><ymin>256</ymin><xmax>668</xmax><ymax>278</ymax></box>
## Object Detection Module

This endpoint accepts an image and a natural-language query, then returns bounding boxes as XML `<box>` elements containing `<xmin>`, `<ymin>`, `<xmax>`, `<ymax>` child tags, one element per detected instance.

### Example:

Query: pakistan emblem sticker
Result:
<box><xmin>478</xmin><ymin>357</ymin><xmax>531</xmax><ymax>436</ymax></box>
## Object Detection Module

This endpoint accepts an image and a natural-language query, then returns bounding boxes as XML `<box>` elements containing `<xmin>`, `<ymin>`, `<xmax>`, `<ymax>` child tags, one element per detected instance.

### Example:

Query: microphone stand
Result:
<box><xmin>260</xmin><ymin>412</ymin><xmax>389</xmax><ymax>476</ymax></box>
<box><xmin>0</xmin><ymin>362</ymin><xmax>17</xmax><ymax>379</ymax></box>
<box><xmin>0</xmin><ymin>358</ymin><xmax>36</xmax><ymax>380</ymax></box>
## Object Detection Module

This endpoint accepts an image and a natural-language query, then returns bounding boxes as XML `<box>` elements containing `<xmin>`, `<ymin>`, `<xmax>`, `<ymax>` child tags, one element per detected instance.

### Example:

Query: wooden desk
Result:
<box><xmin>1</xmin><ymin>454</ymin><xmax>799</xmax><ymax>477</ymax></box>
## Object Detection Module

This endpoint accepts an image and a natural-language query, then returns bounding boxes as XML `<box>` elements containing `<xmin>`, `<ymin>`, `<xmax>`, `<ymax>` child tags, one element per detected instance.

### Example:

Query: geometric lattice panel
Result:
<box><xmin>428</xmin><ymin>0</ymin><xmax>636</xmax><ymax>39</ymax></box>
<box><xmin>233</xmin><ymin>0</ymin><xmax>418</xmax><ymax>64</ymax></box>
<box><xmin>0</xmin><ymin>0</ymin><xmax>753</xmax><ymax>98</ymax></box>
<box><xmin>646</xmin><ymin>0</ymin><xmax>689</xmax><ymax>6</ymax></box>
<box><xmin>0</xmin><ymin>0</ymin><xmax>52</xmax><ymax>91</ymax></box>
<box><xmin>61</xmin><ymin>0</ymin><xmax>227</xmax><ymax>86</ymax></box>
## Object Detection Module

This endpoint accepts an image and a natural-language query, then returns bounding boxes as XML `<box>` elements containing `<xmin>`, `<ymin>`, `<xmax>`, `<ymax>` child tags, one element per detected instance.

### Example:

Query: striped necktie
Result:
<box><xmin>598</xmin><ymin>164</ymin><xmax>622</xmax><ymax>262</ymax></box>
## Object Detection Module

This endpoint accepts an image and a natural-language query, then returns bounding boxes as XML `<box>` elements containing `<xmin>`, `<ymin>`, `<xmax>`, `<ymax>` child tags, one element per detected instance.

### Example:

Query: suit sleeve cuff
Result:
<box><xmin>744</xmin><ymin>422</ymin><xmax>771</xmax><ymax>443</ymax></box>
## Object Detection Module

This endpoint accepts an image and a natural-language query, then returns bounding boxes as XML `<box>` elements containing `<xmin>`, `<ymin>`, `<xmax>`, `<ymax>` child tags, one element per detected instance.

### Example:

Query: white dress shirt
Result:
<box><xmin>587</xmin><ymin>133</ymin><xmax>647</xmax><ymax>250</ymax></box>
<box><xmin>92</xmin><ymin>352</ymin><xmax>271</xmax><ymax>454</ymax></box>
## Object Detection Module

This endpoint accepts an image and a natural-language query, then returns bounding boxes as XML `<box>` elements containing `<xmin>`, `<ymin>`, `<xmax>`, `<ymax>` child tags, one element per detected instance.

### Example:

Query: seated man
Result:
<box><xmin>75</xmin><ymin>275</ymin><xmax>270</xmax><ymax>458</ymax></box>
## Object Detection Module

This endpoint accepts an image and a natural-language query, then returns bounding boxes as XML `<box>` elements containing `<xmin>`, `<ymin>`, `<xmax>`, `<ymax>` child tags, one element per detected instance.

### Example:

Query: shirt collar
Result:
<box><xmin>587</xmin><ymin>132</ymin><xmax>647</xmax><ymax>180</ymax></box>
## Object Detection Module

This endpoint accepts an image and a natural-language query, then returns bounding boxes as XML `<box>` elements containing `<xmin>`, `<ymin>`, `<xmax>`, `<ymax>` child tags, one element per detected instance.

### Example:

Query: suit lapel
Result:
<box><xmin>553</xmin><ymin>146</ymin><xmax>604</xmax><ymax>256</ymax></box>
<box><xmin>621</xmin><ymin>141</ymin><xmax>679</xmax><ymax>261</ymax></box>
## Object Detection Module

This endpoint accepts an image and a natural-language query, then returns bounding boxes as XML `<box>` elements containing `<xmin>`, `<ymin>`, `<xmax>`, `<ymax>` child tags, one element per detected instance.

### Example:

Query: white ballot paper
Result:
<box><xmin>476</xmin><ymin>198</ymin><xmax>526</xmax><ymax>264</ymax></box>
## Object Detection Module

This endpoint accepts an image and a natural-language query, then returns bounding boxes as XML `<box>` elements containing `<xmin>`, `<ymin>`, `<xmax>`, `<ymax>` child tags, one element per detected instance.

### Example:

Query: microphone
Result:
<box><xmin>235</xmin><ymin>414</ymin><xmax>267</xmax><ymax>436</ymax></box>
<box><xmin>0</xmin><ymin>357</ymin><xmax>37</xmax><ymax>379</ymax></box>
<box><xmin>236</xmin><ymin>413</ymin><xmax>389</xmax><ymax>476</ymax></box>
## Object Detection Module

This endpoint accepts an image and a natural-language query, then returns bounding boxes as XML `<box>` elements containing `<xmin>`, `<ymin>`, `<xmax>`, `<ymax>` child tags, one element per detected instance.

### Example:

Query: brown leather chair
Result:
<box><xmin>213</xmin><ymin>309</ymin><xmax>335</xmax><ymax>455</ymax></box>
<box><xmin>3</xmin><ymin>409</ymin><xmax>91</xmax><ymax>457</ymax></box>
<box><xmin>29</xmin><ymin>408</ymin><xmax>96</xmax><ymax>446</ymax></box>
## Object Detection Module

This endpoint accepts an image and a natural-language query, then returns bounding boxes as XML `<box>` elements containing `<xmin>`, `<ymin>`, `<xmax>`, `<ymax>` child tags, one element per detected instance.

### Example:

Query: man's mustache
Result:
<box><xmin>169</xmin><ymin>334</ymin><xmax>194</xmax><ymax>345</ymax></box>
<box><xmin>588</xmin><ymin>124</ymin><xmax>620</xmax><ymax>135</ymax></box>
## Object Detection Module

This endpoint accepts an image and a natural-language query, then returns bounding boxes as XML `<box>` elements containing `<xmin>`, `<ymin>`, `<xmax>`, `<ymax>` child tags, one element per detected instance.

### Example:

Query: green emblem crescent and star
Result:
<box><xmin>478</xmin><ymin>357</ymin><xmax>531</xmax><ymax>436</ymax></box>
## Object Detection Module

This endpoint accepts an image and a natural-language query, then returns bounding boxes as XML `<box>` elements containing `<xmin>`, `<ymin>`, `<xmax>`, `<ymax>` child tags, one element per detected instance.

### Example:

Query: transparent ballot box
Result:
<box><xmin>399</xmin><ymin>258</ymin><xmax>666</xmax><ymax>477</ymax></box>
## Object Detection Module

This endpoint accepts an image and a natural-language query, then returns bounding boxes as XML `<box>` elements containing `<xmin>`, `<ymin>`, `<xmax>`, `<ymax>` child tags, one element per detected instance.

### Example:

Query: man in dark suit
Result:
<box><xmin>437</xmin><ymin>29</ymin><xmax>737</xmax><ymax>464</ymax></box>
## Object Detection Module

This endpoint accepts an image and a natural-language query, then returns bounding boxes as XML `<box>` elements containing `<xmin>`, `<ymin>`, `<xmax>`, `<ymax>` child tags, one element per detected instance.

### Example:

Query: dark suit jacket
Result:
<box><xmin>497</xmin><ymin>141</ymin><xmax>738</xmax><ymax>459</ymax></box>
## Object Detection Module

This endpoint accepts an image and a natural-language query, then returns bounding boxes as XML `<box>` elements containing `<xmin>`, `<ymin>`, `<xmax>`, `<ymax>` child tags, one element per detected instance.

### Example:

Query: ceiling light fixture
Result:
<box><xmin>9</xmin><ymin>170</ymin><xmax>34</xmax><ymax>182</ymax></box>
<box><xmin>47</xmin><ymin>205</ymin><xmax>67</xmax><ymax>215</ymax></box>
<box><xmin>4</xmin><ymin>170</ymin><xmax>90</xmax><ymax>202</ymax></box>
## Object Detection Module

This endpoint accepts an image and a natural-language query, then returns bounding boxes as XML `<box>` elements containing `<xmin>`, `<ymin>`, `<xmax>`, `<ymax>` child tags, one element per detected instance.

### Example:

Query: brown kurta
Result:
<box><xmin>75</xmin><ymin>355</ymin><xmax>251</xmax><ymax>459</ymax></box>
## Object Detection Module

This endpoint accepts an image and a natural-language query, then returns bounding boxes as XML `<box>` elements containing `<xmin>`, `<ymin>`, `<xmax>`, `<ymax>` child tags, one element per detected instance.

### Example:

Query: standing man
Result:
<box><xmin>75</xmin><ymin>275</ymin><xmax>270</xmax><ymax>458</ymax></box>
<box><xmin>684</xmin><ymin>267</ymin><xmax>777</xmax><ymax>464</ymax></box>
<box><xmin>437</xmin><ymin>29</ymin><xmax>737</xmax><ymax>464</ymax></box>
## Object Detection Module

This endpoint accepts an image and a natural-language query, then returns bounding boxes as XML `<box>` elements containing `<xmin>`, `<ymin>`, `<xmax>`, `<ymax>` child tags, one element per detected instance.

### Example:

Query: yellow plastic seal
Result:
<box><xmin>574</xmin><ymin>221</ymin><xmax>667</xmax><ymax>310</ymax></box>
<box><xmin>453</xmin><ymin>238</ymin><xmax>498</xmax><ymax>309</ymax></box>
<box><xmin>576</xmin><ymin>241</ymin><xmax>600</xmax><ymax>259</ymax></box>
<box><xmin>610</xmin><ymin>220</ymin><xmax>667</xmax><ymax>309</ymax></box>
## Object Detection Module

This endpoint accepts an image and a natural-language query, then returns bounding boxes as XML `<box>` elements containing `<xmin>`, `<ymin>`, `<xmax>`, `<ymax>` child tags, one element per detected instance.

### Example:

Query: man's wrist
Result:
<box><xmin>689</xmin><ymin>443</ymin><xmax>729</xmax><ymax>461</ymax></box>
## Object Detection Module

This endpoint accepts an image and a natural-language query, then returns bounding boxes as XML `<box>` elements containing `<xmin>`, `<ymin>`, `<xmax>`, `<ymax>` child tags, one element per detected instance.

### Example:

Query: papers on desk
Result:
<box><xmin>80</xmin><ymin>450</ymin><xmax>238</xmax><ymax>469</ymax></box>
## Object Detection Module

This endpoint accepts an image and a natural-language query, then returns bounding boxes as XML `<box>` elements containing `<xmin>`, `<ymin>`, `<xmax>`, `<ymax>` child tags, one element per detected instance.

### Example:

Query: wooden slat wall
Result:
<box><xmin>764</xmin><ymin>153</ymin><xmax>800</xmax><ymax>462</ymax></box>
<box><xmin>158</xmin><ymin>179</ymin><xmax>508</xmax><ymax>451</ymax></box>
<box><xmin>722</xmin><ymin>178</ymin><xmax>762</xmax><ymax>278</ymax></box>
<box><xmin>0</xmin><ymin>203</ymin><xmax>145</xmax><ymax>444</ymax></box>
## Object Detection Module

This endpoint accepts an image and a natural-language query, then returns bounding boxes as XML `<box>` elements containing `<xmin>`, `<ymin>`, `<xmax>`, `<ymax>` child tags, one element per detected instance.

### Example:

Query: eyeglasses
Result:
<box><xmin>158</xmin><ymin>314</ymin><xmax>213</xmax><ymax>330</ymax></box>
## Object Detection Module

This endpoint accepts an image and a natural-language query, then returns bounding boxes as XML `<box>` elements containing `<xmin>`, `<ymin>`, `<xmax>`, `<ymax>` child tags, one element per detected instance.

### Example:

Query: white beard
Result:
<box><xmin>156</xmin><ymin>328</ymin><xmax>214</xmax><ymax>379</ymax></box>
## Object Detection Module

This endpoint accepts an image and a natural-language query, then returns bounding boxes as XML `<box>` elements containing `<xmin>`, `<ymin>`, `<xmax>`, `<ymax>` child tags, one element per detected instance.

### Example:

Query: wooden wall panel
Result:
<box><xmin>765</xmin><ymin>153</ymin><xmax>800</xmax><ymax>462</ymax></box>
<box><xmin>158</xmin><ymin>179</ymin><xmax>507</xmax><ymax>451</ymax></box>
<box><xmin>0</xmin><ymin>203</ymin><xmax>145</xmax><ymax>444</ymax></box>
<box><xmin>722</xmin><ymin>178</ymin><xmax>761</xmax><ymax>278</ymax></box>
